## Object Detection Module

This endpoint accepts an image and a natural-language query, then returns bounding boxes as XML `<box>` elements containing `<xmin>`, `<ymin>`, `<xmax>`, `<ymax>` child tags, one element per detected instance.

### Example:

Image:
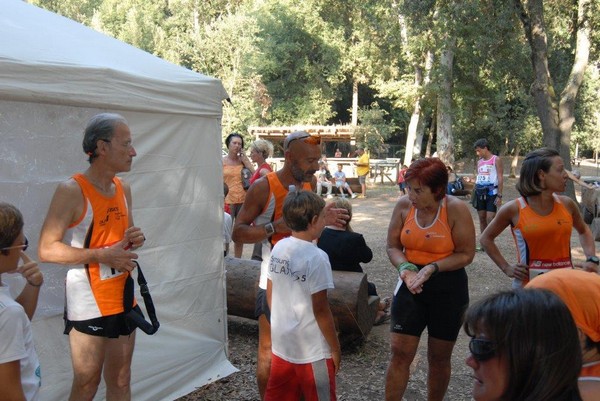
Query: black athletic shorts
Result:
<box><xmin>64</xmin><ymin>305</ymin><xmax>142</xmax><ymax>338</ymax></box>
<box><xmin>390</xmin><ymin>267</ymin><xmax>469</xmax><ymax>342</ymax></box>
<box><xmin>254</xmin><ymin>288</ymin><xmax>271</xmax><ymax>323</ymax></box>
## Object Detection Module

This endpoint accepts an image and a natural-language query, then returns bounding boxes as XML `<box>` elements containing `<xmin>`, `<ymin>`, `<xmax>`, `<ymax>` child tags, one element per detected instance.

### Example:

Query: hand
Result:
<box><xmin>124</xmin><ymin>226</ymin><xmax>146</xmax><ymax>250</ymax></box>
<box><xmin>494</xmin><ymin>196</ymin><xmax>503</xmax><ymax>206</ymax></box>
<box><xmin>331</xmin><ymin>348</ymin><xmax>341</xmax><ymax>375</ymax></box>
<box><xmin>100</xmin><ymin>240</ymin><xmax>138</xmax><ymax>273</ymax></box>
<box><xmin>18</xmin><ymin>252</ymin><xmax>43</xmax><ymax>287</ymax></box>
<box><xmin>323</xmin><ymin>204</ymin><xmax>349</xmax><ymax>228</ymax></box>
<box><xmin>502</xmin><ymin>263</ymin><xmax>528</xmax><ymax>281</ymax></box>
<box><xmin>582</xmin><ymin>261</ymin><xmax>600</xmax><ymax>273</ymax></box>
<box><xmin>399</xmin><ymin>270</ymin><xmax>423</xmax><ymax>294</ymax></box>
<box><xmin>272</xmin><ymin>217</ymin><xmax>292</xmax><ymax>236</ymax></box>
<box><xmin>407</xmin><ymin>264</ymin><xmax>436</xmax><ymax>293</ymax></box>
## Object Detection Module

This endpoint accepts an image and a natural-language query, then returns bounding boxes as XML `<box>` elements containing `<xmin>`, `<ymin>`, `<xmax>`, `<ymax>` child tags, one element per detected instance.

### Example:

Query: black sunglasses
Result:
<box><xmin>469</xmin><ymin>338</ymin><xmax>497</xmax><ymax>362</ymax></box>
<box><xmin>1</xmin><ymin>236</ymin><xmax>28</xmax><ymax>252</ymax></box>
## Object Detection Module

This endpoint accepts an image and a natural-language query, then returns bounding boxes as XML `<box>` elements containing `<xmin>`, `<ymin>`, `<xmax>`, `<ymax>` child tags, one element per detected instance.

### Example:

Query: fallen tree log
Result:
<box><xmin>225</xmin><ymin>257</ymin><xmax>379</xmax><ymax>344</ymax></box>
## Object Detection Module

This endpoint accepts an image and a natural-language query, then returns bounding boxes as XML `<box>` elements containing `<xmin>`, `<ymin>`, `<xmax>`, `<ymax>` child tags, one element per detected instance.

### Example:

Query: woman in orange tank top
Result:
<box><xmin>480</xmin><ymin>148</ymin><xmax>598</xmax><ymax>288</ymax></box>
<box><xmin>385</xmin><ymin>158</ymin><xmax>476</xmax><ymax>401</ymax></box>
<box><xmin>223</xmin><ymin>133</ymin><xmax>255</xmax><ymax>258</ymax></box>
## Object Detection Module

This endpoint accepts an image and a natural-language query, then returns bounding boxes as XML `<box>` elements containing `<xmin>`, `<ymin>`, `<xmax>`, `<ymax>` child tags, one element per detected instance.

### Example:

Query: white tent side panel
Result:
<box><xmin>0</xmin><ymin>1</ymin><xmax>236</xmax><ymax>399</ymax></box>
<box><xmin>0</xmin><ymin>101</ymin><xmax>236</xmax><ymax>400</ymax></box>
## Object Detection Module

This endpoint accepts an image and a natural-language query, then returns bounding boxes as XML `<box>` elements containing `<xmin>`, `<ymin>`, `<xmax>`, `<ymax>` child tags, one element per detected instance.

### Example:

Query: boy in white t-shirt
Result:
<box><xmin>0</xmin><ymin>202</ymin><xmax>44</xmax><ymax>400</ymax></box>
<box><xmin>333</xmin><ymin>164</ymin><xmax>357</xmax><ymax>199</ymax></box>
<box><xmin>265</xmin><ymin>191</ymin><xmax>340</xmax><ymax>401</ymax></box>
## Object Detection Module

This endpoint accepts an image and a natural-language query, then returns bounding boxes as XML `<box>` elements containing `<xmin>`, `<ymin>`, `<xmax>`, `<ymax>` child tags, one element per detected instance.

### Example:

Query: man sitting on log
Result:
<box><xmin>232</xmin><ymin>131</ymin><xmax>348</xmax><ymax>400</ymax></box>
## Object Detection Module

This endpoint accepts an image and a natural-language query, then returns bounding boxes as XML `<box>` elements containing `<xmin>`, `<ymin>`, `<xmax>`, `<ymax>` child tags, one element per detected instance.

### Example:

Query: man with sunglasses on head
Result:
<box><xmin>233</xmin><ymin>130</ymin><xmax>349</xmax><ymax>400</ymax></box>
<box><xmin>0</xmin><ymin>202</ymin><xmax>43</xmax><ymax>400</ymax></box>
<box><xmin>39</xmin><ymin>113</ymin><xmax>146</xmax><ymax>401</ymax></box>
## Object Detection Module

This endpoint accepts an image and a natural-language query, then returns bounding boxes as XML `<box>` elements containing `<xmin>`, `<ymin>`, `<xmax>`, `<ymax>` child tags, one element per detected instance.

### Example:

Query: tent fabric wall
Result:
<box><xmin>0</xmin><ymin>1</ymin><xmax>235</xmax><ymax>400</ymax></box>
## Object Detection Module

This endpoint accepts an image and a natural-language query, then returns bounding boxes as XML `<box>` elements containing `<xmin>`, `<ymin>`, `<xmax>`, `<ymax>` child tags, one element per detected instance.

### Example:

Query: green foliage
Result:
<box><xmin>354</xmin><ymin>103</ymin><xmax>396</xmax><ymax>158</ymax></box>
<box><xmin>27</xmin><ymin>0</ymin><xmax>598</xmax><ymax>158</ymax></box>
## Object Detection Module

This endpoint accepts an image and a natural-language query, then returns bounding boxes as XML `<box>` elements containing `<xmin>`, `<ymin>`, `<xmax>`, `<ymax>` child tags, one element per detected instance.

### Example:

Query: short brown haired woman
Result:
<box><xmin>385</xmin><ymin>157</ymin><xmax>476</xmax><ymax>400</ymax></box>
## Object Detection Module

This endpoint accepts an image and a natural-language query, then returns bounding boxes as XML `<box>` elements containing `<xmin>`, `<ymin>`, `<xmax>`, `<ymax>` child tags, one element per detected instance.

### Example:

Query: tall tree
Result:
<box><xmin>514</xmin><ymin>0</ymin><xmax>592</xmax><ymax>166</ymax></box>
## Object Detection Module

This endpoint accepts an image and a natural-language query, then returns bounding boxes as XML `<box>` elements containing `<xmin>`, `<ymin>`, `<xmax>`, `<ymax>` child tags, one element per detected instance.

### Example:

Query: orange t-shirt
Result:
<box><xmin>400</xmin><ymin>197</ymin><xmax>454</xmax><ymax>265</ymax></box>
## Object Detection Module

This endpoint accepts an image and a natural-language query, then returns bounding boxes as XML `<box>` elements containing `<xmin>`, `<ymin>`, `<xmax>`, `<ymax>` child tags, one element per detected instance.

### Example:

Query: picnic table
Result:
<box><xmin>370</xmin><ymin>161</ymin><xmax>399</xmax><ymax>184</ymax></box>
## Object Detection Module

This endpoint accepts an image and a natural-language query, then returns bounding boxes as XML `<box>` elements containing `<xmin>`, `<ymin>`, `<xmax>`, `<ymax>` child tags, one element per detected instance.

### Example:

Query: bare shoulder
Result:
<box><xmin>445</xmin><ymin>195</ymin><xmax>470</xmax><ymax>212</ymax></box>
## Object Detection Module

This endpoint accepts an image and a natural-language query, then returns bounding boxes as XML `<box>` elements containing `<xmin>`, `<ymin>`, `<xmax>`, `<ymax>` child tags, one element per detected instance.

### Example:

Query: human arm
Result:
<box><xmin>312</xmin><ymin>290</ymin><xmax>341</xmax><ymax>374</ymax></box>
<box><xmin>407</xmin><ymin>197</ymin><xmax>476</xmax><ymax>291</ymax></box>
<box><xmin>14</xmin><ymin>252</ymin><xmax>43</xmax><ymax>320</ymax></box>
<box><xmin>38</xmin><ymin>179</ymin><xmax>138</xmax><ymax>272</ymax></box>
<box><xmin>122</xmin><ymin>181</ymin><xmax>146</xmax><ymax>251</ymax></box>
<box><xmin>0</xmin><ymin>360</ymin><xmax>26</xmax><ymax>401</ymax></box>
<box><xmin>561</xmin><ymin>195</ymin><xmax>598</xmax><ymax>272</ymax></box>
<box><xmin>480</xmin><ymin>200</ymin><xmax>528</xmax><ymax>280</ymax></box>
<box><xmin>386</xmin><ymin>198</ymin><xmax>421</xmax><ymax>291</ymax></box>
<box><xmin>494</xmin><ymin>156</ymin><xmax>504</xmax><ymax>206</ymax></box>
<box><xmin>232</xmin><ymin>178</ymin><xmax>288</xmax><ymax>243</ymax></box>
<box><xmin>239</xmin><ymin>152</ymin><xmax>255</xmax><ymax>173</ymax></box>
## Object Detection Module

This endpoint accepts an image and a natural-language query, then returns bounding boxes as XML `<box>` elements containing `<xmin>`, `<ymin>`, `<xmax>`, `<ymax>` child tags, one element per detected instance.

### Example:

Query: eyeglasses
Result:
<box><xmin>284</xmin><ymin>134</ymin><xmax>321</xmax><ymax>150</ymax></box>
<box><xmin>469</xmin><ymin>337</ymin><xmax>497</xmax><ymax>362</ymax></box>
<box><xmin>1</xmin><ymin>236</ymin><xmax>28</xmax><ymax>252</ymax></box>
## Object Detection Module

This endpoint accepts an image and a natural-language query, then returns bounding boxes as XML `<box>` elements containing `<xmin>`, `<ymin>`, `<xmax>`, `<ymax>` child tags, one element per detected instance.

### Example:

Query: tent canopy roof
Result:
<box><xmin>0</xmin><ymin>0</ymin><xmax>227</xmax><ymax>116</ymax></box>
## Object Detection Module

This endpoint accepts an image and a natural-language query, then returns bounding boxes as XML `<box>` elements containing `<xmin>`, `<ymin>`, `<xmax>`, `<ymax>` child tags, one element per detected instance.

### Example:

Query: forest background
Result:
<box><xmin>31</xmin><ymin>0</ymin><xmax>600</xmax><ymax>176</ymax></box>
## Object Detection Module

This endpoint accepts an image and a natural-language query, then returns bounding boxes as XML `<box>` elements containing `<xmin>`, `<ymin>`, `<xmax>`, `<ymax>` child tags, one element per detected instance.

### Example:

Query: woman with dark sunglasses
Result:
<box><xmin>463</xmin><ymin>289</ymin><xmax>582</xmax><ymax>401</ymax></box>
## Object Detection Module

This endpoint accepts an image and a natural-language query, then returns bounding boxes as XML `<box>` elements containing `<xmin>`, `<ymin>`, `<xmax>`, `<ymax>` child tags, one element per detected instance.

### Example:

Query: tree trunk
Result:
<box><xmin>412</xmin><ymin>51</ymin><xmax>434</xmax><ymax>160</ymax></box>
<box><xmin>510</xmin><ymin>143</ymin><xmax>520</xmax><ymax>178</ymax></box>
<box><xmin>514</xmin><ymin>0</ymin><xmax>590</xmax><ymax>201</ymax></box>
<box><xmin>425</xmin><ymin>110</ymin><xmax>435</xmax><ymax>158</ymax></box>
<box><xmin>351</xmin><ymin>79</ymin><xmax>358</xmax><ymax>126</ymax></box>
<box><xmin>436</xmin><ymin>40</ymin><xmax>455</xmax><ymax>166</ymax></box>
<box><xmin>404</xmin><ymin>66</ymin><xmax>423</xmax><ymax>167</ymax></box>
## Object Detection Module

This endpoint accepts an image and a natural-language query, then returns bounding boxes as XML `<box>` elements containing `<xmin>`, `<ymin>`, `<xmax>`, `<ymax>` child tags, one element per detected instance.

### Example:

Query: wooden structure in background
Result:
<box><xmin>225</xmin><ymin>257</ymin><xmax>380</xmax><ymax>344</ymax></box>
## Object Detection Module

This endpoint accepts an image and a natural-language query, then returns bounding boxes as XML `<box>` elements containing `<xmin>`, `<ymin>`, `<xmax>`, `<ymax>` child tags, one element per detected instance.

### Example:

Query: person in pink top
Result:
<box><xmin>249</xmin><ymin>139</ymin><xmax>274</xmax><ymax>261</ymax></box>
<box><xmin>473</xmin><ymin>138</ymin><xmax>503</xmax><ymax>234</ymax></box>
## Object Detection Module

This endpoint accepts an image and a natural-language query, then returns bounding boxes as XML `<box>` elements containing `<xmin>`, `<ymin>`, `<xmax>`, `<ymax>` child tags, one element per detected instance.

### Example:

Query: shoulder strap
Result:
<box><xmin>124</xmin><ymin>261</ymin><xmax>160</xmax><ymax>335</ymax></box>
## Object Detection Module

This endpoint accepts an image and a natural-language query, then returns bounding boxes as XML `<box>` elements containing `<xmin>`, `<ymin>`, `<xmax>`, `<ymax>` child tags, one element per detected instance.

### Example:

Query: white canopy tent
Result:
<box><xmin>0</xmin><ymin>1</ymin><xmax>236</xmax><ymax>399</ymax></box>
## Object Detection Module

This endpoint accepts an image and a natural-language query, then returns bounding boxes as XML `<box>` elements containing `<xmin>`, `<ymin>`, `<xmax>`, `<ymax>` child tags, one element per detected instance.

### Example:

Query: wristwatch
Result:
<box><xmin>586</xmin><ymin>256</ymin><xmax>600</xmax><ymax>265</ymax></box>
<box><xmin>265</xmin><ymin>222</ymin><xmax>275</xmax><ymax>237</ymax></box>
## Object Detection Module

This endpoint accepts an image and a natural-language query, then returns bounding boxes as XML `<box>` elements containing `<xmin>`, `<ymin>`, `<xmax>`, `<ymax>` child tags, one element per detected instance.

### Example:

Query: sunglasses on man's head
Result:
<box><xmin>1</xmin><ymin>236</ymin><xmax>28</xmax><ymax>252</ymax></box>
<box><xmin>469</xmin><ymin>337</ymin><xmax>497</xmax><ymax>362</ymax></box>
<box><xmin>285</xmin><ymin>134</ymin><xmax>321</xmax><ymax>150</ymax></box>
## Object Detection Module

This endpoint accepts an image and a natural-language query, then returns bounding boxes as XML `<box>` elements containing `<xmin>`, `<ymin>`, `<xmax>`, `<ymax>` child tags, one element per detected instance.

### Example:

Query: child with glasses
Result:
<box><xmin>265</xmin><ymin>190</ymin><xmax>340</xmax><ymax>401</ymax></box>
<box><xmin>463</xmin><ymin>289</ymin><xmax>582</xmax><ymax>401</ymax></box>
<box><xmin>0</xmin><ymin>202</ymin><xmax>44</xmax><ymax>400</ymax></box>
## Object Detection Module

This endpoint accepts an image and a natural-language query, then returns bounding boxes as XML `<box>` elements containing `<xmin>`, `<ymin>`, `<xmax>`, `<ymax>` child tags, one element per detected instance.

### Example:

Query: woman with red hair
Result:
<box><xmin>385</xmin><ymin>157</ymin><xmax>476</xmax><ymax>401</ymax></box>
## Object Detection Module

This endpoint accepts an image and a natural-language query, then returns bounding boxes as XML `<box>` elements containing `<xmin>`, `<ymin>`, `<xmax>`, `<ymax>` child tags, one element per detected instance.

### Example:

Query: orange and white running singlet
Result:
<box><xmin>400</xmin><ymin>197</ymin><xmax>454</xmax><ymax>265</ymax></box>
<box><xmin>64</xmin><ymin>174</ymin><xmax>131</xmax><ymax>320</ymax></box>
<box><xmin>511</xmin><ymin>194</ymin><xmax>573</xmax><ymax>285</ymax></box>
<box><xmin>580</xmin><ymin>361</ymin><xmax>600</xmax><ymax>382</ymax></box>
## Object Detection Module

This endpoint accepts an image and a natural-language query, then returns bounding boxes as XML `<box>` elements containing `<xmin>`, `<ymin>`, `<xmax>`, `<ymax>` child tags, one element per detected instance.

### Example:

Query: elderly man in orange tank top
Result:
<box><xmin>39</xmin><ymin>113</ymin><xmax>146</xmax><ymax>401</ymax></box>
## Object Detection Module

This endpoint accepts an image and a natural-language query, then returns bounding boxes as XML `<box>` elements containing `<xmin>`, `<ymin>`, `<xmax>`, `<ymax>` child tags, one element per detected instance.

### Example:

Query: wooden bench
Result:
<box><xmin>450</xmin><ymin>178</ymin><xmax>474</xmax><ymax>198</ymax></box>
<box><xmin>225</xmin><ymin>257</ymin><xmax>379</xmax><ymax>345</ymax></box>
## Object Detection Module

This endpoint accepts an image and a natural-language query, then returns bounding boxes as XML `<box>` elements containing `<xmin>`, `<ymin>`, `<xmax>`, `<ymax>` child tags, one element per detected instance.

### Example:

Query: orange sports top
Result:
<box><xmin>400</xmin><ymin>197</ymin><xmax>454</xmax><ymax>265</ymax></box>
<box><xmin>264</xmin><ymin>173</ymin><xmax>312</xmax><ymax>246</ymax></box>
<box><xmin>580</xmin><ymin>362</ymin><xmax>600</xmax><ymax>381</ymax></box>
<box><xmin>223</xmin><ymin>164</ymin><xmax>246</xmax><ymax>204</ymax></box>
<box><xmin>64</xmin><ymin>174</ymin><xmax>132</xmax><ymax>320</ymax></box>
<box><xmin>511</xmin><ymin>194</ymin><xmax>573</xmax><ymax>285</ymax></box>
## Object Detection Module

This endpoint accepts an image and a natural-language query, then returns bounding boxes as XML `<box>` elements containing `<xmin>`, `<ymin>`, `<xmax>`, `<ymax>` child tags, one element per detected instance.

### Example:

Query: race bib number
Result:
<box><xmin>99</xmin><ymin>263</ymin><xmax>124</xmax><ymax>280</ymax></box>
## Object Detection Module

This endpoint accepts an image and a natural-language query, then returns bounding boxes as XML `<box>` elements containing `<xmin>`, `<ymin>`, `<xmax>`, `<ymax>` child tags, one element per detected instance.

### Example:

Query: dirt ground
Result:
<box><xmin>180</xmin><ymin>159</ymin><xmax>600</xmax><ymax>401</ymax></box>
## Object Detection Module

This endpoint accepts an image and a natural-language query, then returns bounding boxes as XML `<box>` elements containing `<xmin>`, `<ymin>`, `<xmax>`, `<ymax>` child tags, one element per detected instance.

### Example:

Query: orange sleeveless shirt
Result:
<box><xmin>400</xmin><ymin>198</ymin><xmax>454</xmax><ymax>265</ymax></box>
<box><xmin>64</xmin><ymin>174</ymin><xmax>132</xmax><ymax>319</ymax></box>
<box><xmin>511</xmin><ymin>195</ymin><xmax>573</xmax><ymax>284</ymax></box>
